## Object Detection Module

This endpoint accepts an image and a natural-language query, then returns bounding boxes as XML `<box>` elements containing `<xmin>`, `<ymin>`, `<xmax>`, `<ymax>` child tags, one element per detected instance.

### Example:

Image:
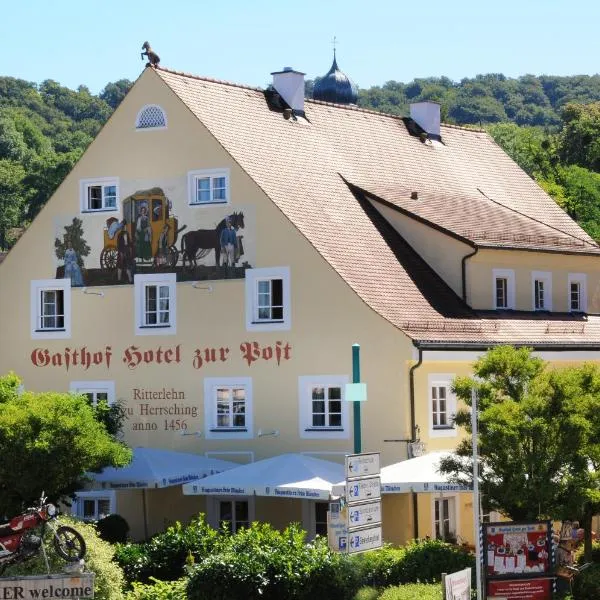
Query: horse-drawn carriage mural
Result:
<box><xmin>54</xmin><ymin>184</ymin><xmax>253</xmax><ymax>286</ymax></box>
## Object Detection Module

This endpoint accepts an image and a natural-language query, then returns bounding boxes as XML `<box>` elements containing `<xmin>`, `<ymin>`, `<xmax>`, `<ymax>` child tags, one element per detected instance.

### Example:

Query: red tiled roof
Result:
<box><xmin>154</xmin><ymin>67</ymin><xmax>600</xmax><ymax>347</ymax></box>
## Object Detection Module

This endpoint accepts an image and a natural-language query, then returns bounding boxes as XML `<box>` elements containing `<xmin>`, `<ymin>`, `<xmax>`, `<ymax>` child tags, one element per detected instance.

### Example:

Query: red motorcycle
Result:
<box><xmin>0</xmin><ymin>493</ymin><xmax>86</xmax><ymax>574</ymax></box>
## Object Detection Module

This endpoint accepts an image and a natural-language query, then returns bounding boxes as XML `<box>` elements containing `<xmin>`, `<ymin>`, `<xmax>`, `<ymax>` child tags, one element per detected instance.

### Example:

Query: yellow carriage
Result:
<box><xmin>100</xmin><ymin>188</ymin><xmax>181</xmax><ymax>270</ymax></box>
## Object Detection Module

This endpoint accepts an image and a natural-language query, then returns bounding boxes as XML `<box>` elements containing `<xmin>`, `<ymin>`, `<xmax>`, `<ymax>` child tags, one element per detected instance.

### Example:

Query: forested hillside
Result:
<box><xmin>2</xmin><ymin>72</ymin><xmax>600</xmax><ymax>250</ymax></box>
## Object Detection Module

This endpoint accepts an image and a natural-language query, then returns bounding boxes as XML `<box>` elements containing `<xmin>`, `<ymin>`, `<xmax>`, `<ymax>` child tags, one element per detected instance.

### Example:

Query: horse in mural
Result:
<box><xmin>180</xmin><ymin>212</ymin><xmax>245</xmax><ymax>269</ymax></box>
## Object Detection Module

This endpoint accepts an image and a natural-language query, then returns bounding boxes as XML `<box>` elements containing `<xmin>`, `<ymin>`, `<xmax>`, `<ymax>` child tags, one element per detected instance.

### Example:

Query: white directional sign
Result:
<box><xmin>345</xmin><ymin>452</ymin><xmax>380</xmax><ymax>479</ymax></box>
<box><xmin>347</xmin><ymin>475</ymin><xmax>381</xmax><ymax>503</ymax></box>
<box><xmin>347</xmin><ymin>500</ymin><xmax>382</xmax><ymax>528</ymax></box>
<box><xmin>348</xmin><ymin>525</ymin><xmax>383</xmax><ymax>554</ymax></box>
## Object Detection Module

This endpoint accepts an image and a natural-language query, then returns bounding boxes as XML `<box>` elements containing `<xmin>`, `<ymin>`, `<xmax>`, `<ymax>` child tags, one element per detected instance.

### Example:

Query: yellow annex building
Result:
<box><xmin>2</xmin><ymin>59</ymin><xmax>600</xmax><ymax>543</ymax></box>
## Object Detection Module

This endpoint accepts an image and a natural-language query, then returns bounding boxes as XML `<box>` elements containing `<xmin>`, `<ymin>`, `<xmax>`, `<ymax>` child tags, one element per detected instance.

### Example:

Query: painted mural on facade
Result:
<box><xmin>54</xmin><ymin>183</ymin><xmax>253</xmax><ymax>286</ymax></box>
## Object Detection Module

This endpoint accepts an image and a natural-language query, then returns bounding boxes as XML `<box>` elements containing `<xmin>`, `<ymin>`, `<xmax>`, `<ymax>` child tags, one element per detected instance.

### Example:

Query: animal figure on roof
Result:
<box><xmin>141</xmin><ymin>42</ymin><xmax>160</xmax><ymax>67</ymax></box>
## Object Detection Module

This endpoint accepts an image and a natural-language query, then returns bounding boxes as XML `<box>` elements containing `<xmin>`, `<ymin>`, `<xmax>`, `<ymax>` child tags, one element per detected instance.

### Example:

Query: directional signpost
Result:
<box><xmin>345</xmin><ymin>452</ymin><xmax>382</xmax><ymax>554</ymax></box>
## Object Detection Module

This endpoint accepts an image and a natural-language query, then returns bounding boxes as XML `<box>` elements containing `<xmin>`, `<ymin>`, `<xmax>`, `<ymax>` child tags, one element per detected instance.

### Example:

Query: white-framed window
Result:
<box><xmin>245</xmin><ymin>267</ymin><xmax>291</xmax><ymax>332</ymax></box>
<box><xmin>298</xmin><ymin>375</ymin><xmax>349</xmax><ymax>440</ymax></box>
<box><xmin>134</xmin><ymin>273</ymin><xmax>176</xmax><ymax>335</ymax></box>
<box><xmin>204</xmin><ymin>377</ymin><xmax>253</xmax><ymax>440</ymax></box>
<box><xmin>433</xmin><ymin>495</ymin><xmax>457</xmax><ymax>542</ymax></box>
<box><xmin>70</xmin><ymin>381</ymin><xmax>115</xmax><ymax>406</ymax></box>
<box><xmin>492</xmin><ymin>268</ymin><xmax>515</xmax><ymax>310</ymax></box>
<box><xmin>135</xmin><ymin>104</ymin><xmax>167</xmax><ymax>129</ymax></box>
<box><xmin>187</xmin><ymin>169</ymin><xmax>230</xmax><ymax>205</ymax></box>
<box><xmin>30</xmin><ymin>279</ymin><xmax>71</xmax><ymax>339</ymax></box>
<box><xmin>428</xmin><ymin>374</ymin><xmax>457</xmax><ymax>438</ymax></box>
<box><xmin>207</xmin><ymin>496</ymin><xmax>255</xmax><ymax>533</ymax></box>
<box><xmin>531</xmin><ymin>271</ymin><xmax>552</xmax><ymax>311</ymax></box>
<box><xmin>72</xmin><ymin>490</ymin><xmax>116</xmax><ymax>521</ymax></box>
<box><xmin>80</xmin><ymin>177</ymin><xmax>119</xmax><ymax>212</ymax></box>
<box><xmin>568</xmin><ymin>273</ymin><xmax>587</xmax><ymax>313</ymax></box>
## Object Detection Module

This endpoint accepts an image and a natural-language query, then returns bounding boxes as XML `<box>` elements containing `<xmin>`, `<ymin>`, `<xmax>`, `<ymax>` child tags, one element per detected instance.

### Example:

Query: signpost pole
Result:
<box><xmin>352</xmin><ymin>343</ymin><xmax>362</xmax><ymax>454</ymax></box>
<box><xmin>471</xmin><ymin>388</ymin><xmax>482</xmax><ymax>600</ymax></box>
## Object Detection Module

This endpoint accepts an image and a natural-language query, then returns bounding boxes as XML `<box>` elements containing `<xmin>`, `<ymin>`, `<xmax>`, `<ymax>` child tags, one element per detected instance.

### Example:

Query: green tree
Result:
<box><xmin>0</xmin><ymin>373</ymin><xmax>131</xmax><ymax>516</ymax></box>
<box><xmin>439</xmin><ymin>346</ymin><xmax>600</xmax><ymax>561</ymax></box>
<box><xmin>54</xmin><ymin>217</ymin><xmax>91</xmax><ymax>268</ymax></box>
<box><xmin>559</xmin><ymin>102</ymin><xmax>600</xmax><ymax>171</ymax></box>
<box><xmin>0</xmin><ymin>159</ymin><xmax>26</xmax><ymax>249</ymax></box>
<box><xmin>99</xmin><ymin>79</ymin><xmax>133</xmax><ymax>109</ymax></box>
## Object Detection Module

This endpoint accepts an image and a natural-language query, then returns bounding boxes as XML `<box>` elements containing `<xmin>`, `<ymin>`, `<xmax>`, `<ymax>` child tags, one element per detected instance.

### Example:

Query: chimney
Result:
<box><xmin>271</xmin><ymin>67</ymin><xmax>305</xmax><ymax>114</ymax></box>
<box><xmin>410</xmin><ymin>101</ymin><xmax>441</xmax><ymax>140</ymax></box>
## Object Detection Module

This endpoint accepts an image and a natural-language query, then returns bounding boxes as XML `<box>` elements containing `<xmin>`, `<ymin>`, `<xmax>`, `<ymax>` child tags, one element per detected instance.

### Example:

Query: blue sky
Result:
<box><xmin>3</xmin><ymin>0</ymin><xmax>600</xmax><ymax>93</ymax></box>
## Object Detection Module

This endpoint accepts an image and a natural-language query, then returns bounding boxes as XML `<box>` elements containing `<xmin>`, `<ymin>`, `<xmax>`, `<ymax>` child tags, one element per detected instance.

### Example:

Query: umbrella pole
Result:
<box><xmin>142</xmin><ymin>489</ymin><xmax>149</xmax><ymax>540</ymax></box>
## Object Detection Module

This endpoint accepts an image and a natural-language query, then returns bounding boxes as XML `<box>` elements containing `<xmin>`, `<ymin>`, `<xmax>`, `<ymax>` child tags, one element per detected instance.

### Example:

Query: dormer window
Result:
<box><xmin>492</xmin><ymin>269</ymin><xmax>515</xmax><ymax>310</ymax></box>
<box><xmin>135</xmin><ymin>105</ymin><xmax>167</xmax><ymax>129</ymax></box>
<box><xmin>568</xmin><ymin>273</ymin><xmax>587</xmax><ymax>313</ymax></box>
<box><xmin>531</xmin><ymin>271</ymin><xmax>552</xmax><ymax>312</ymax></box>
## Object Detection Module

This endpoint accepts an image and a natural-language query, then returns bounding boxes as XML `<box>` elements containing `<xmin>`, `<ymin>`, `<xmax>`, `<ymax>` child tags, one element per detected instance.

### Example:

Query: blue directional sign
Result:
<box><xmin>347</xmin><ymin>525</ymin><xmax>382</xmax><ymax>554</ymax></box>
<box><xmin>347</xmin><ymin>500</ymin><xmax>382</xmax><ymax>528</ymax></box>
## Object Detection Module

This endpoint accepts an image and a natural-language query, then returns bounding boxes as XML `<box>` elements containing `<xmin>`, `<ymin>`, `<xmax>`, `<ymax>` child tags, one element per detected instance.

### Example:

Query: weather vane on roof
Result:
<box><xmin>332</xmin><ymin>35</ymin><xmax>337</xmax><ymax>58</ymax></box>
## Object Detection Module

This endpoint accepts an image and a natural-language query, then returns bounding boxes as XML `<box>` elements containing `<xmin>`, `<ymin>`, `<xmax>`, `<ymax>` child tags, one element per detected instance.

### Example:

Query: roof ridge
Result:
<box><xmin>157</xmin><ymin>66</ymin><xmax>485</xmax><ymax>132</ymax></box>
<box><xmin>155</xmin><ymin>66</ymin><xmax>264</xmax><ymax>93</ymax></box>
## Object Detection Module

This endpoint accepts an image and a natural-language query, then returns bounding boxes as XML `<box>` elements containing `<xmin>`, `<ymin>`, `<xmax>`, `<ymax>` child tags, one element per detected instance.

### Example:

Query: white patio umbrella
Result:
<box><xmin>380</xmin><ymin>451</ymin><xmax>472</xmax><ymax>494</ymax></box>
<box><xmin>87</xmin><ymin>447</ymin><xmax>239</xmax><ymax>490</ymax></box>
<box><xmin>84</xmin><ymin>447</ymin><xmax>239</xmax><ymax>539</ymax></box>
<box><xmin>182</xmin><ymin>453</ymin><xmax>345</xmax><ymax>500</ymax></box>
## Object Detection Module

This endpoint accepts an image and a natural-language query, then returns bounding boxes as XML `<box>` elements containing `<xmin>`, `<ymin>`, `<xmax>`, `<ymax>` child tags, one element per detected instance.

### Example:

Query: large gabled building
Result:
<box><xmin>2</xmin><ymin>60</ymin><xmax>600</xmax><ymax>542</ymax></box>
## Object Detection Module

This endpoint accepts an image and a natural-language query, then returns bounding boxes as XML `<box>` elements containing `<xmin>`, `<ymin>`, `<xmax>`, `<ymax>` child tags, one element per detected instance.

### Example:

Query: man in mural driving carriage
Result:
<box><xmin>100</xmin><ymin>188</ymin><xmax>183</xmax><ymax>277</ymax></box>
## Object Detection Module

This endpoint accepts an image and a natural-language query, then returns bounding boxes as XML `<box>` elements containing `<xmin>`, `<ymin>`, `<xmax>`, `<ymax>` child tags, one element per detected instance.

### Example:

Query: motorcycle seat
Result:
<box><xmin>0</xmin><ymin>524</ymin><xmax>13</xmax><ymax>537</ymax></box>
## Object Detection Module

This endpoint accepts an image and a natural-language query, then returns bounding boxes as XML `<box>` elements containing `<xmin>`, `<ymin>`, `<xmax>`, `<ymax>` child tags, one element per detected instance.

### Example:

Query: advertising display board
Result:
<box><xmin>444</xmin><ymin>567</ymin><xmax>471</xmax><ymax>600</ymax></box>
<box><xmin>485</xmin><ymin>521</ymin><xmax>552</xmax><ymax>577</ymax></box>
<box><xmin>487</xmin><ymin>577</ymin><xmax>553</xmax><ymax>600</ymax></box>
<box><xmin>483</xmin><ymin>521</ymin><xmax>553</xmax><ymax>600</ymax></box>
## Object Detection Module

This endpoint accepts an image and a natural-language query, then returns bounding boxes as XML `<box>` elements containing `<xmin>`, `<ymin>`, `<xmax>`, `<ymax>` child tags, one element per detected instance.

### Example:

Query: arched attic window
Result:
<box><xmin>135</xmin><ymin>104</ymin><xmax>167</xmax><ymax>129</ymax></box>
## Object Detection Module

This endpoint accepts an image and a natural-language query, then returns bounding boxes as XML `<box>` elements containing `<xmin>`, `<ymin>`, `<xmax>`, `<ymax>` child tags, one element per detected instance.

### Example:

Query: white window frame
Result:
<box><xmin>428</xmin><ymin>374</ymin><xmax>457</xmax><ymax>439</ymax></box>
<box><xmin>135</xmin><ymin>104</ymin><xmax>167</xmax><ymax>130</ymax></box>
<box><xmin>72</xmin><ymin>490</ymin><xmax>116</xmax><ymax>521</ymax></box>
<box><xmin>492</xmin><ymin>268</ymin><xmax>515</xmax><ymax>310</ymax></box>
<box><xmin>80</xmin><ymin>177</ymin><xmax>119</xmax><ymax>213</ymax></box>
<box><xmin>187</xmin><ymin>169</ymin><xmax>230</xmax><ymax>205</ymax></box>
<box><xmin>568</xmin><ymin>273</ymin><xmax>587</xmax><ymax>313</ymax></box>
<box><xmin>431</xmin><ymin>494</ymin><xmax>458</xmax><ymax>542</ymax></box>
<box><xmin>207</xmin><ymin>496</ymin><xmax>255</xmax><ymax>532</ymax></box>
<box><xmin>204</xmin><ymin>377</ymin><xmax>253</xmax><ymax>440</ymax></box>
<box><xmin>245</xmin><ymin>267</ymin><xmax>291</xmax><ymax>332</ymax></box>
<box><xmin>70</xmin><ymin>381</ymin><xmax>115</xmax><ymax>406</ymax></box>
<box><xmin>298</xmin><ymin>375</ymin><xmax>349</xmax><ymax>440</ymax></box>
<box><xmin>134</xmin><ymin>273</ymin><xmax>177</xmax><ymax>336</ymax></box>
<box><xmin>531</xmin><ymin>271</ymin><xmax>552</xmax><ymax>311</ymax></box>
<box><xmin>30</xmin><ymin>278</ymin><xmax>71</xmax><ymax>340</ymax></box>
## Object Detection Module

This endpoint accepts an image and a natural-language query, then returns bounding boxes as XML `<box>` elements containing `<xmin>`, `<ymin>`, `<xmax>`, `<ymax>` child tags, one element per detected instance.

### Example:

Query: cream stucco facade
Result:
<box><xmin>2</xmin><ymin>66</ymin><xmax>600</xmax><ymax>547</ymax></box>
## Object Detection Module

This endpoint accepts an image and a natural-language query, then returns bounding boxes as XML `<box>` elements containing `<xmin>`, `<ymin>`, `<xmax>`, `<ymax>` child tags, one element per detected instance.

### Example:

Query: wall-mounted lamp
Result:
<box><xmin>257</xmin><ymin>428</ymin><xmax>280</xmax><ymax>438</ymax></box>
<box><xmin>191</xmin><ymin>282</ymin><xmax>213</xmax><ymax>291</ymax></box>
<box><xmin>180</xmin><ymin>430</ymin><xmax>203</xmax><ymax>437</ymax></box>
<box><xmin>82</xmin><ymin>287</ymin><xmax>105</xmax><ymax>297</ymax></box>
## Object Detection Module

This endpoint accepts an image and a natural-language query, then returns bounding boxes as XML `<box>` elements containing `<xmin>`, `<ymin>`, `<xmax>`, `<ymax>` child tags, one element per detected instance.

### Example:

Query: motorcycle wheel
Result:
<box><xmin>52</xmin><ymin>526</ymin><xmax>86</xmax><ymax>561</ymax></box>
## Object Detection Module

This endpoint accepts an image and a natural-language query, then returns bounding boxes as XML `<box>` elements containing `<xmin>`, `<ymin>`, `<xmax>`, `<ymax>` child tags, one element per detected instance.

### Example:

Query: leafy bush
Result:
<box><xmin>3</xmin><ymin>517</ymin><xmax>125</xmax><ymax>600</ymax></box>
<box><xmin>353</xmin><ymin>587</ymin><xmax>380</xmax><ymax>600</ymax></box>
<box><xmin>379</xmin><ymin>583</ymin><xmax>442</xmax><ymax>600</ymax></box>
<box><xmin>125</xmin><ymin>578</ymin><xmax>187</xmax><ymax>600</ymax></box>
<box><xmin>575</xmin><ymin>540</ymin><xmax>600</xmax><ymax>564</ymax></box>
<box><xmin>187</xmin><ymin>522</ymin><xmax>361</xmax><ymax>600</ymax></box>
<box><xmin>351</xmin><ymin>546</ymin><xmax>406</xmax><ymax>588</ymax></box>
<box><xmin>96</xmin><ymin>514</ymin><xmax>129</xmax><ymax>543</ymax></box>
<box><xmin>115</xmin><ymin>514</ymin><xmax>219</xmax><ymax>584</ymax></box>
<box><xmin>573</xmin><ymin>563</ymin><xmax>600</xmax><ymax>600</ymax></box>
<box><xmin>388</xmin><ymin>539</ymin><xmax>473</xmax><ymax>585</ymax></box>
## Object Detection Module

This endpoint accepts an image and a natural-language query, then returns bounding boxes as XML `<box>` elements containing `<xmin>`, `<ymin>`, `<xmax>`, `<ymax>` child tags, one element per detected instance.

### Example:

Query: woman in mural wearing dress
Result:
<box><xmin>64</xmin><ymin>240</ymin><xmax>84</xmax><ymax>287</ymax></box>
<box><xmin>135</xmin><ymin>204</ymin><xmax>152</xmax><ymax>260</ymax></box>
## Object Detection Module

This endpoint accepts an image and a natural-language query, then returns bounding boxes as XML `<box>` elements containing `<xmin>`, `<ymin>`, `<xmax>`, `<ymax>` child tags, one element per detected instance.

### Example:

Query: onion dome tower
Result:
<box><xmin>313</xmin><ymin>50</ymin><xmax>358</xmax><ymax>105</ymax></box>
